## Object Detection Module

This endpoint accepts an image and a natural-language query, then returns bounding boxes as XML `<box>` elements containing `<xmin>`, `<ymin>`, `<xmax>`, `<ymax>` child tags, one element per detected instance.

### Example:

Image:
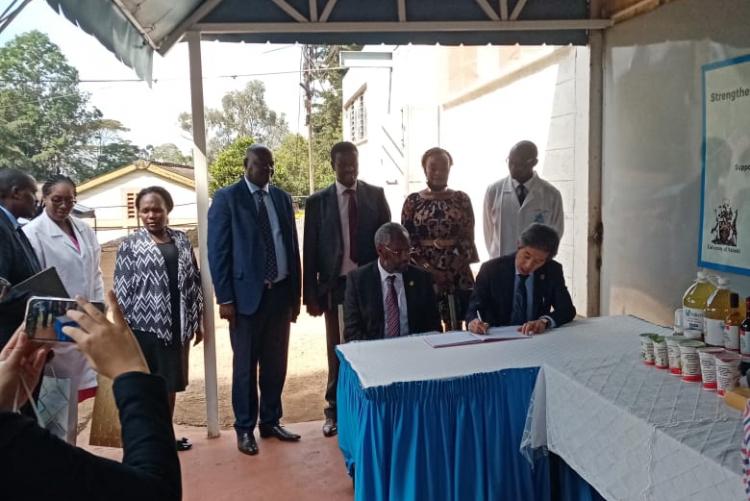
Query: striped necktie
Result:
<box><xmin>511</xmin><ymin>274</ymin><xmax>529</xmax><ymax>325</ymax></box>
<box><xmin>385</xmin><ymin>275</ymin><xmax>400</xmax><ymax>337</ymax></box>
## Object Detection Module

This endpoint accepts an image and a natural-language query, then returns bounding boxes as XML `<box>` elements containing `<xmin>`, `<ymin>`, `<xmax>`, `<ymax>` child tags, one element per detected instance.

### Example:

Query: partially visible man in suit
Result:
<box><xmin>303</xmin><ymin>141</ymin><xmax>390</xmax><ymax>437</ymax></box>
<box><xmin>467</xmin><ymin>223</ymin><xmax>575</xmax><ymax>336</ymax></box>
<box><xmin>344</xmin><ymin>223</ymin><xmax>441</xmax><ymax>342</ymax></box>
<box><xmin>207</xmin><ymin>145</ymin><xmax>302</xmax><ymax>456</ymax></box>
<box><xmin>0</xmin><ymin>169</ymin><xmax>41</xmax><ymax>348</ymax></box>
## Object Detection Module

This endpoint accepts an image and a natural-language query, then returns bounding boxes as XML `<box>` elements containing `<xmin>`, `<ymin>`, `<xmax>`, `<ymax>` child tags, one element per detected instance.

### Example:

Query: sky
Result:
<box><xmin>0</xmin><ymin>0</ymin><xmax>307</xmax><ymax>154</ymax></box>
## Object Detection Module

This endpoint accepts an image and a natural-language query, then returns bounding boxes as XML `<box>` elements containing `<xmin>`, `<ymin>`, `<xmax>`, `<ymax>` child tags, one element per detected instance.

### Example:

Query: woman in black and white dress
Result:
<box><xmin>114</xmin><ymin>186</ymin><xmax>203</xmax><ymax>451</ymax></box>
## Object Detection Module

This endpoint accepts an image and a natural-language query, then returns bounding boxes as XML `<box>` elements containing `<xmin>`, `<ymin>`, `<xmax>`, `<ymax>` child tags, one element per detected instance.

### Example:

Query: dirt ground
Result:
<box><xmin>174</xmin><ymin>305</ymin><xmax>329</xmax><ymax>428</ymax></box>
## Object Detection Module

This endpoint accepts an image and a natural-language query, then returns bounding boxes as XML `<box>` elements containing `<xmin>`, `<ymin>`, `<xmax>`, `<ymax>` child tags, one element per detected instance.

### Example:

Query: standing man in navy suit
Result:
<box><xmin>207</xmin><ymin>144</ymin><xmax>302</xmax><ymax>456</ymax></box>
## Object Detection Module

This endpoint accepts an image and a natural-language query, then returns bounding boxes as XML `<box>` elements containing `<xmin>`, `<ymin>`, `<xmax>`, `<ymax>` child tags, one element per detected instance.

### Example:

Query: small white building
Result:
<box><xmin>341</xmin><ymin>45</ymin><xmax>593</xmax><ymax>314</ymax></box>
<box><xmin>76</xmin><ymin>160</ymin><xmax>197</xmax><ymax>244</ymax></box>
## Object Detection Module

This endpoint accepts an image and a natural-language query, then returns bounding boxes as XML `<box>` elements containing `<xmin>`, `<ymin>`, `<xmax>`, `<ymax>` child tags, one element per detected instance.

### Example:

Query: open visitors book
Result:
<box><xmin>422</xmin><ymin>326</ymin><xmax>531</xmax><ymax>348</ymax></box>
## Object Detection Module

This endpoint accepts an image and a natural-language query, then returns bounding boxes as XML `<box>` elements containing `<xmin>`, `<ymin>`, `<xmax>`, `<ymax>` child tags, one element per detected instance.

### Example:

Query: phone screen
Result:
<box><xmin>25</xmin><ymin>297</ymin><xmax>106</xmax><ymax>342</ymax></box>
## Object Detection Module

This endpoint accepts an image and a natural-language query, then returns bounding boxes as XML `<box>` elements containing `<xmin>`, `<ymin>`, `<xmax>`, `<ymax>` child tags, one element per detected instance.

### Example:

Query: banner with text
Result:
<box><xmin>699</xmin><ymin>54</ymin><xmax>750</xmax><ymax>276</ymax></box>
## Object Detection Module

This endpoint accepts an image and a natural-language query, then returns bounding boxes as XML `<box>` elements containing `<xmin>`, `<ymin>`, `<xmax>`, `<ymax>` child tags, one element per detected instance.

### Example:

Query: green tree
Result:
<box><xmin>208</xmin><ymin>136</ymin><xmax>254</xmax><ymax>195</ymax></box>
<box><xmin>0</xmin><ymin>31</ymin><xmax>97</xmax><ymax>179</ymax></box>
<box><xmin>179</xmin><ymin>80</ymin><xmax>289</xmax><ymax>162</ymax></box>
<box><xmin>144</xmin><ymin>143</ymin><xmax>192</xmax><ymax>165</ymax></box>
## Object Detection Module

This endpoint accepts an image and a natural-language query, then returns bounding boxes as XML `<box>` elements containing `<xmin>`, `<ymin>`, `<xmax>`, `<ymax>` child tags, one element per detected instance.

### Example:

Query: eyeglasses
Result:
<box><xmin>49</xmin><ymin>197</ymin><xmax>76</xmax><ymax>206</ymax></box>
<box><xmin>384</xmin><ymin>246</ymin><xmax>411</xmax><ymax>258</ymax></box>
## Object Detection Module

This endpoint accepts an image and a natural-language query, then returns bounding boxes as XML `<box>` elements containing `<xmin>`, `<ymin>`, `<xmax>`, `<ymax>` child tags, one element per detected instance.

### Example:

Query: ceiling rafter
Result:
<box><xmin>499</xmin><ymin>0</ymin><xmax>509</xmax><ymax>20</ymax></box>
<box><xmin>510</xmin><ymin>0</ymin><xmax>528</xmax><ymax>20</ymax></box>
<box><xmin>475</xmin><ymin>0</ymin><xmax>500</xmax><ymax>21</ymax></box>
<box><xmin>397</xmin><ymin>0</ymin><xmax>406</xmax><ymax>22</ymax></box>
<box><xmin>319</xmin><ymin>0</ymin><xmax>338</xmax><ymax>22</ymax></box>
<box><xmin>270</xmin><ymin>0</ymin><xmax>309</xmax><ymax>23</ymax></box>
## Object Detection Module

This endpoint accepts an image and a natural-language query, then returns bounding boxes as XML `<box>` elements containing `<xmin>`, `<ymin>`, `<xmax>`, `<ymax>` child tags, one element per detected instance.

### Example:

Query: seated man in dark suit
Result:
<box><xmin>344</xmin><ymin>223</ymin><xmax>442</xmax><ymax>342</ymax></box>
<box><xmin>466</xmin><ymin>223</ymin><xmax>575</xmax><ymax>336</ymax></box>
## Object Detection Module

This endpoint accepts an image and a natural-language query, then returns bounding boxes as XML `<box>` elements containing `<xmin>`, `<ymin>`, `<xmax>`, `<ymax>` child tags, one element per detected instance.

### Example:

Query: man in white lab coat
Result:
<box><xmin>483</xmin><ymin>140</ymin><xmax>564</xmax><ymax>258</ymax></box>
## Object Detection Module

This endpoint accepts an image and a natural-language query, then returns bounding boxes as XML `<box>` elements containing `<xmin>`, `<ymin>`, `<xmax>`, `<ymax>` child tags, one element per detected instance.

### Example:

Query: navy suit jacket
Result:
<box><xmin>466</xmin><ymin>253</ymin><xmax>576</xmax><ymax>328</ymax></box>
<box><xmin>207</xmin><ymin>179</ymin><xmax>301</xmax><ymax>319</ymax></box>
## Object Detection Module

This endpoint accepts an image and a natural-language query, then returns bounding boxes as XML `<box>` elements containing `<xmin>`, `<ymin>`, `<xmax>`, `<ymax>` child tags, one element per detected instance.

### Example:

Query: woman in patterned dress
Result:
<box><xmin>114</xmin><ymin>186</ymin><xmax>203</xmax><ymax>451</ymax></box>
<box><xmin>401</xmin><ymin>147</ymin><xmax>479</xmax><ymax>330</ymax></box>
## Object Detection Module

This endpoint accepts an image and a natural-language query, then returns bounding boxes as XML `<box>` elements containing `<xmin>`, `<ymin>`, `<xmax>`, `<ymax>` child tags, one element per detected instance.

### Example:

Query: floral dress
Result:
<box><xmin>401</xmin><ymin>190</ymin><xmax>479</xmax><ymax>328</ymax></box>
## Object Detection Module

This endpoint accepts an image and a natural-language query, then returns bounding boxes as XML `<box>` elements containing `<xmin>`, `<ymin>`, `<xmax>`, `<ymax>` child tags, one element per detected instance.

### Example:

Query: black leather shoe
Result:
<box><xmin>258</xmin><ymin>424</ymin><xmax>301</xmax><ymax>442</ymax></box>
<box><xmin>322</xmin><ymin>418</ymin><xmax>337</xmax><ymax>437</ymax></box>
<box><xmin>237</xmin><ymin>432</ymin><xmax>259</xmax><ymax>455</ymax></box>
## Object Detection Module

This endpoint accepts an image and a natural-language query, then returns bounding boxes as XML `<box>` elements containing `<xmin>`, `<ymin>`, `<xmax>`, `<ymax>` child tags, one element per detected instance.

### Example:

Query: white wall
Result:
<box><xmin>77</xmin><ymin>171</ymin><xmax>197</xmax><ymax>244</ymax></box>
<box><xmin>601</xmin><ymin>0</ymin><xmax>750</xmax><ymax>324</ymax></box>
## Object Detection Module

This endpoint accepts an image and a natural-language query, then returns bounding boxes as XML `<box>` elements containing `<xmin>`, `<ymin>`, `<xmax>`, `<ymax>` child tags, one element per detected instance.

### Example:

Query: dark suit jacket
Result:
<box><xmin>207</xmin><ymin>179</ymin><xmax>301</xmax><ymax>319</ymax></box>
<box><xmin>303</xmin><ymin>180</ymin><xmax>391</xmax><ymax>308</ymax></box>
<box><xmin>344</xmin><ymin>262</ymin><xmax>442</xmax><ymax>342</ymax></box>
<box><xmin>466</xmin><ymin>253</ymin><xmax>576</xmax><ymax>328</ymax></box>
<box><xmin>0</xmin><ymin>372</ymin><xmax>180</xmax><ymax>501</ymax></box>
<box><xmin>0</xmin><ymin>208</ymin><xmax>41</xmax><ymax>347</ymax></box>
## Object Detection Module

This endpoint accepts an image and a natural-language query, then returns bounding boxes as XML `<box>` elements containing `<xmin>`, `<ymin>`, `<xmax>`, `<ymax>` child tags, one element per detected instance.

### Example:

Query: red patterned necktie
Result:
<box><xmin>385</xmin><ymin>275</ymin><xmax>400</xmax><ymax>338</ymax></box>
<box><xmin>345</xmin><ymin>188</ymin><xmax>358</xmax><ymax>263</ymax></box>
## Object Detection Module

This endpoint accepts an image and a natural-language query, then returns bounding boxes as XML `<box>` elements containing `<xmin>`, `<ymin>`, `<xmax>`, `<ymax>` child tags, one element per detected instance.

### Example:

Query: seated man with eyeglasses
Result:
<box><xmin>343</xmin><ymin>222</ymin><xmax>442</xmax><ymax>342</ymax></box>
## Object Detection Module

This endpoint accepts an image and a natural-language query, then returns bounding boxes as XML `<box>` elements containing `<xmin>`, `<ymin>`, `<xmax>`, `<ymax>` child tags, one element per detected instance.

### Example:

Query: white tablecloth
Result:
<box><xmin>338</xmin><ymin>315</ymin><xmax>745</xmax><ymax>499</ymax></box>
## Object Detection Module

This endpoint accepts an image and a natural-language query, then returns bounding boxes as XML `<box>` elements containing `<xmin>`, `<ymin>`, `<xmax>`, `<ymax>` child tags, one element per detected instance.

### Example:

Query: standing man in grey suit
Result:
<box><xmin>208</xmin><ymin>145</ymin><xmax>302</xmax><ymax>456</ymax></box>
<box><xmin>0</xmin><ymin>169</ymin><xmax>41</xmax><ymax>349</ymax></box>
<box><xmin>303</xmin><ymin>141</ymin><xmax>391</xmax><ymax>437</ymax></box>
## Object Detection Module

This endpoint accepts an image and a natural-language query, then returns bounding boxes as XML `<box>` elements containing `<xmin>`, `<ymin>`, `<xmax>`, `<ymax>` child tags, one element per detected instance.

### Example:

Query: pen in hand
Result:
<box><xmin>474</xmin><ymin>310</ymin><xmax>489</xmax><ymax>335</ymax></box>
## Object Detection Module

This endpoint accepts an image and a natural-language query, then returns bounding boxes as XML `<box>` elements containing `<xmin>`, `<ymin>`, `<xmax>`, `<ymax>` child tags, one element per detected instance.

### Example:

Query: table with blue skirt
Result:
<box><xmin>336</xmin><ymin>316</ymin><xmax>745</xmax><ymax>500</ymax></box>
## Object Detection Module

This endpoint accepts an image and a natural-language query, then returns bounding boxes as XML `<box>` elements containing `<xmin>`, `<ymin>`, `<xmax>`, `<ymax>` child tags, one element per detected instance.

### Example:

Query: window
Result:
<box><xmin>346</xmin><ymin>88</ymin><xmax>367</xmax><ymax>143</ymax></box>
<box><xmin>125</xmin><ymin>191</ymin><xmax>137</xmax><ymax>219</ymax></box>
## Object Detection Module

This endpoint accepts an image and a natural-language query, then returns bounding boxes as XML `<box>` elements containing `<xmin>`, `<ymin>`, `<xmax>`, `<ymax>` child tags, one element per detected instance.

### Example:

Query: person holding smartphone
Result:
<box><xmin>0</xmin><ymin>292</ymin><xmax>181</xmax><ymax>501</ymax></box>
<box><xmin>114</xmin><ymin>186</ymin><xmax>203</xmax><ymax>452</ymax></box>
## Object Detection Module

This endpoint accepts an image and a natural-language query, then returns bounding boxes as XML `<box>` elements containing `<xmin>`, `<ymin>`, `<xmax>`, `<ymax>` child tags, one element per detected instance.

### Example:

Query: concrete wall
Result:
<box><xmin>77</xmin><ymin>171</ymin><xmax>198</xmax><ymax>244</ymax></box>
<box><xmin>601</xmin><ymin>0</ymin><xmax>750</xmax><ymax>323</ymax></box>
<box><xmin>343</xmin><ymin>45</ymin><xmax>592</xmax><ymax>313</ymax></box>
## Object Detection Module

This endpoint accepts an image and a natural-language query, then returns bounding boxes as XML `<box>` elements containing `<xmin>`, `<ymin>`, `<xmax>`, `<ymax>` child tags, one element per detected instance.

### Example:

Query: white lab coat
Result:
<box><xmin>483</xmin><ymin>172</ymin><xmax>564</xmax><ymax>259</ymax></box>
<box><xmin>23</xmin><ymin>211</ymin><xmax>104</xmax><ymax>395</ymax></box>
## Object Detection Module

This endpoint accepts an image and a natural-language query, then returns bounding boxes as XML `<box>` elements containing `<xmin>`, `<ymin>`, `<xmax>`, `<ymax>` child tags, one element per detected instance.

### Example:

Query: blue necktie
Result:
<box><xmin>511</xmin><ymin>274</ymin><xmax>528</xmax><ymax>325</ymax></box>
<box><xmin>256</xmin><ymin>191</ymin><xmax>278</xmax><ymax>282</ymax></box>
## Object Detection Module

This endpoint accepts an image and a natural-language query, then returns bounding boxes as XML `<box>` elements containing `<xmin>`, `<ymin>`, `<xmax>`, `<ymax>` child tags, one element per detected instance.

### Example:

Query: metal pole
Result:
<box><xmin>304</xmin><ymin>45</ymin><xmax>315</xmax><ymax>195</ymax></box>
<box><xmin>187</xmin><ymin>31</ymin><xmax>220</xmax><ymax>438</ymax></box>
<box><xmin>587</xmin><ymin>0</ymin><xmax>603</xmax><ymax>317</ymax></box>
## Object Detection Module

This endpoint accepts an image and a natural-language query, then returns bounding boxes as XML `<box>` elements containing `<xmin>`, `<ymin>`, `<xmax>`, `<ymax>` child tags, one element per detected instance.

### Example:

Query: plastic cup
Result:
<box><xmin>697</xmin><ymin>347</ymin><xmax>723</xmax><ymax>390</ymax></box>
<box><xmin>679</xmin><ymin>340</ymin><xmax>705</xmax><ymax>382</ymax></box>
<box><xmin>684</xmin><ymin>329</ymin><xmax>702</xmax><ymax>340</ymax></box>
<box><xmin>652</xmin><ymin>336</ymin><xmax>668</xmax><ymax>369</ymax></box>
<box><xmin>716</xmin><ymin>352</ymin><xmax>741</xmax><ymax>397</ymax></box>
<box><xmin>666</xmin><ymin>336</ymin><xmax>685</xmax><ymax>375</ymax></box>
<box><xmin>640</xmin><ymin>333</ymin><xmax>656</xmax><ymax>365</ymax></box>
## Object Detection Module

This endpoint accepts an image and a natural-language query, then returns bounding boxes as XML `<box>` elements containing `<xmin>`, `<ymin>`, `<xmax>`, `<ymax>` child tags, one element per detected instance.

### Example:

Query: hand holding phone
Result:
<box><xmin>25</xmin><ymin>297</ymin><xmax>105</xmax><ymax>343</ymax></box>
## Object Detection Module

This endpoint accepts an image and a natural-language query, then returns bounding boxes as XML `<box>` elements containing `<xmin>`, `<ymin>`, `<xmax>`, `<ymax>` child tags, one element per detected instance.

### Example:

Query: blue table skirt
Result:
<box><xmin>337</xmin><ymin>353</ymin><xmax>604</xmax><ymax>501</ymax></box>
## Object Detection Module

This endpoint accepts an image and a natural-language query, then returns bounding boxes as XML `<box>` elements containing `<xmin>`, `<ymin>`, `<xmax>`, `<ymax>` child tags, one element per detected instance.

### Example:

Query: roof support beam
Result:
<box><xmin>397</xmin><ymin>0</ymin><xmax>406</xmax><ymax>22</ymax></box>
<box><xmin>112</xmin><ymin>0</ymin><xmax>158</xmax><ymax>50</ymax></box>
<box><xmin>475</xmin><ymin>0</ymin><xmax>500</xmax><ymax>21</ymax></box>
<box><xmin>157</xmin><ymin>0</ymin><xmax>224</xmax><ymax>55</ymax></box>
<box><xmin>196</xmin><ymin>19</ymin><xmax>612</xmax><ymax>34</ymax></box>
<box><xmin>319</xmin><ymin>0</ymin><xmax>338</xmax><ymax>22</ymax></box>
<box><xmin>499</xmin><ymin>0</ymin><xmax>509</xmax><ymax>20</ymax></box>
<box><xmin>309</xmin><ymin>0</ymin><xmax>318</xmax><ymax>21</ymax></box>
<box><xmin>510</xmin><ymin>0</ymin><xmax>528</xmax><ymax>20</ymax></box>
<box><xmin>271</xmin><ymin>0</ymin><xmax>309</xmax><ymax>23</ymax></box>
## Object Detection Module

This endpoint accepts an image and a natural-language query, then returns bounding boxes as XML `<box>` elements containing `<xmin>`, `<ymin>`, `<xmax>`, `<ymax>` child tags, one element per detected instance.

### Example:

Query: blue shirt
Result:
<box><xmin>244</xmin><ymin>178</ymin><xmax>289</xmax><ymax>282</ymax></box>
<box><xmin>513</xmin><ymin>270</ymin><xmax>556</xmax><ymax>328</ymax></box>
<box><xmin>0</xmin><ymin>204</ymin><xmax>19</xmax><ymax>230</ymax></box>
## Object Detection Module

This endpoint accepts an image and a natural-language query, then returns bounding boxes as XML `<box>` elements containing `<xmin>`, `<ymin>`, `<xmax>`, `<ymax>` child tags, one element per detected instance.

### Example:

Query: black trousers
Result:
<box><xmin>229</xmin><ymin>279</ymin><xmax>291</xmax><ymax>433</ymax></box>
<box><xmin>323</xmin><ymin>277</ymin><xmax>347</xmax><ymax>420</ymax></box>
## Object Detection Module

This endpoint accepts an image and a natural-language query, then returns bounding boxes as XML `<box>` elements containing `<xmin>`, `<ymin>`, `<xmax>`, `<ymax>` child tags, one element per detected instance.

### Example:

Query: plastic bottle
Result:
<box><xmin>704</xmin><ymin>277</ymin><xmax>732</xmax><ymax>347</ymax></box>
<box><xmin>724</xmin><ymin>293</ymin><xmax>742</xmax><ymax>351</ymax></box>
<box><xmin>682</xmin><ymin>271</ymin><xmax>715</xmax><ymax>337</ymax></box>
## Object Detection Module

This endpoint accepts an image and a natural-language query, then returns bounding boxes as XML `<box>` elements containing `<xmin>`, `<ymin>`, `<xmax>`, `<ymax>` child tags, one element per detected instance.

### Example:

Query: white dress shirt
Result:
<box><xmin>336</xmin><ymin>180</ymin><xmax>358</xmax><ymax>276</ymax></box>
<box><xmin>377</xmin><ymin>259</ymin><xmax>409</xmax><ymax>337</ymax></box>
<box><xmin>245</xmin><ymin>178</ymin><xmax>289</xmax><ymax>282</ymax></box>
<box><xmin>483</xmin><ymin>171</ymin><xmax>564</xmax><ymax>258</ymax></box>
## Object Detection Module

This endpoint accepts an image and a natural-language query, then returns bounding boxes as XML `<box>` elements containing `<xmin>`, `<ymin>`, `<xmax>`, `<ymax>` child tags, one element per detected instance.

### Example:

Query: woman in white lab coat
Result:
<box><xmin>23</xmin><ymin>175</ymin><xmax>104</xmax><ymax>443</ymax></box>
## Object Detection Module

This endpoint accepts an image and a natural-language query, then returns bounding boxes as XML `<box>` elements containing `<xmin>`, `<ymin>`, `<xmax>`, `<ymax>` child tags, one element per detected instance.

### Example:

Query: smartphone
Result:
<box><xmin>25</xmin><ymin>296</ymin><xmax>106</xmax><ymax>343</ymax></box>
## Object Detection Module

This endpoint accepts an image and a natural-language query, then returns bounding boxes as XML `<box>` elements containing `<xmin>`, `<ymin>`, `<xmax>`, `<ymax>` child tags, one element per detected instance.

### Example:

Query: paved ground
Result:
<box><xmin>81</xmin><ymin>421</ymin><xmax>354</xmax><ymax>501</ymax></box>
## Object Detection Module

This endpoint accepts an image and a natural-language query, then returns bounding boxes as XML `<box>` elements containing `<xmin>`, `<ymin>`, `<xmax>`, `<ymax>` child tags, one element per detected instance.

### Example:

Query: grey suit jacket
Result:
<box><xmin>303</xmin><ymin>180</ymin><xmax>390</xmax><ymax>309</ymax></box>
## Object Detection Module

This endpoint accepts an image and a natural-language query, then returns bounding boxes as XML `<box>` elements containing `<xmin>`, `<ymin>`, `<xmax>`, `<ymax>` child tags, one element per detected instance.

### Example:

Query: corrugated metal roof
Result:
<box><xmin>45</xmin><ymin>0</ymin><xmax>598</xmax><ymax>82</ymax></box>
